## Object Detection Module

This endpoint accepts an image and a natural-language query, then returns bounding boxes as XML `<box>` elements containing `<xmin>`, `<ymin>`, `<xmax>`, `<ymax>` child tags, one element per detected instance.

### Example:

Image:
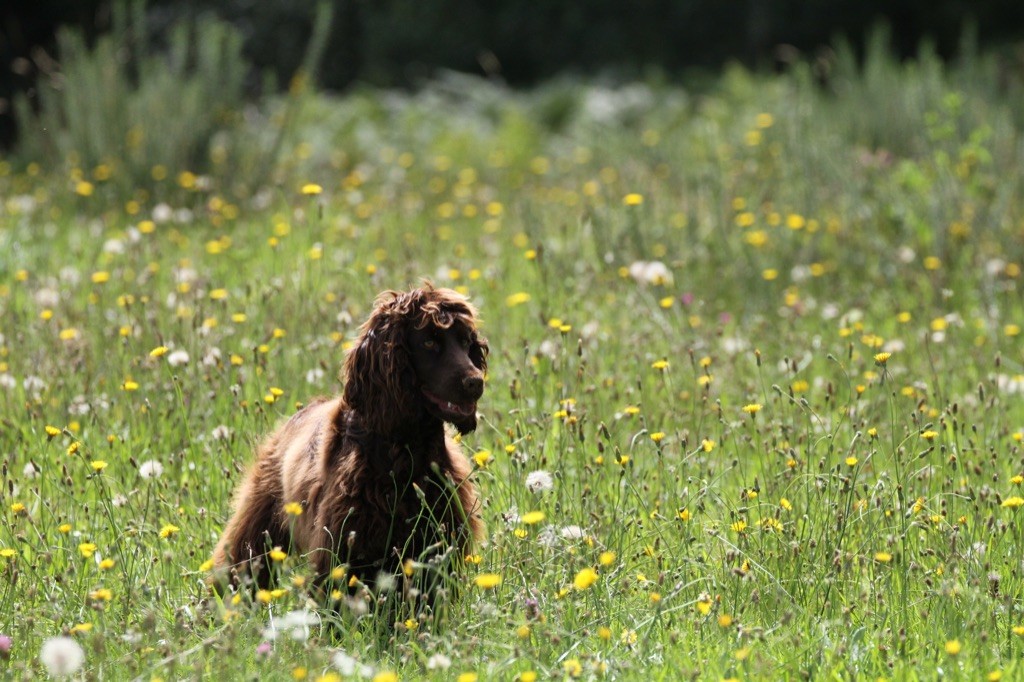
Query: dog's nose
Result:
<box><xmin>463</xmin><ymin>375</ymin><xmax>484</xmax><ymax>398</ymax></box>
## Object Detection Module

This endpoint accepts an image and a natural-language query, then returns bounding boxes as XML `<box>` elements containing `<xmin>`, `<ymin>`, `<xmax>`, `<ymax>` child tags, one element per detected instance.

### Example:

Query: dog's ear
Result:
<box><xmin>342</xmin><ymin>292</ymin><xmax>413</xmax><ymax>431</ymax></box>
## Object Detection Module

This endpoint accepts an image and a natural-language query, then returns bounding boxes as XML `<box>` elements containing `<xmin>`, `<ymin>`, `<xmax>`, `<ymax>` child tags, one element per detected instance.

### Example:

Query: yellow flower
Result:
<box><xmin>845</xmin><ymin>456</ymin><xmax>858</xmax><ymax>467</ymax></box>
<box><xmin>283</xmin><ymin>502</ymin><xmax>303</xmax><ymax>516</ymax></box>
<box><xmin>598</xmin><ymin>551</ymin><xmax>616</xmax><ymax>566</ymax></box>
<box><xmin>474</xmin><ymin>573</ymin><xmax>502</xmax><ymax>589</ymax></box>
<box><xmin>45</xmin><ymin>425</ymin><xmax>62</xmax><ymax>438</ymax></box>
<box><xmin>99</xmin><ymin>558</ymin><xmax>115</xmax><ymax>570</ymax></box>
<box><xmin>0</xmin><ymin>548</ymin><xmax>16</xmax><ymax>559</ymax></box>
<box><xmin>678</xmin><ymin>508</ymin><xmax>691</xmax><ymax>521</ymax></box>
<box><xmin>159</xmin><ymin>524</ymin><xmax>180</xmax><ymax>538</ymax></box>
<box><xmin>1001</xmin><ymin>496</ymin><xmax>1024</xmax><ymax>509</ymax></box>
<box><xmin>874</xmin><ymin>551</ymin><xmax>893</xmax><ymax>563</ymax></box>
<box><xmin>122</xmin><ymin>379</ymin><xmax>140</xmax><ymax>391</ymax></box>
<box><xmin>944</xmin><ymin>639</ymin><xmax>961</xmax><ymax>656</ymax></box>
<box><xmin>873</xmin><ymin>352</ymin><xmax>892</xmax><ymax>365</ymax></box>
<box><xmin>505</xmin><ymin>292</ymin><xmax>531</xmax><ymax>307</ymax></box>
<box><xmin>1012</xmin><ymin>625</ymin><xmax>1024</xmax><ymax>637</ymax></box>
<box><xmin>90</xmin><ymin>460</ymin><xmax>107</xmax><ymax>471</ymax></box>
<box><xmin>150</xmin><ymin>346</ymin><xmax>169</xmax><ymax>357</ymax></box>
<box><xmin>623</xmin><ymin>193</ymin><xmax>644</xmax><ymax>206</ymax></box>
<box><xmin>472</xmin><ymin>450</ymin><xmax>493</xmax><ymax>468</ymax></box>
<box><xmin>650</xmin><ymin>432</ymin><xmax>665</xmax><ymax>443</ymax></box>
<box><xmin>372</xmin><ymin>671</ymin><xmax>398</xmax><ymax>682</ymax></box>
<box><xmin>573</xmin><ymin>567</ymin><xmax>598</xmax><ymax>590</ymax></box>
<box><xmin>301</xmin><ymin>183</ymin><xmax>323</xmax><ymax>195</ymax></box>
<box><xmin>921</xmin><ymin>430</ymin><xmax>939</xmax><ymax>440</ymax></box>
<box><xmin>701</xmin><ymin>439</ymin><xmax>715</xmax><ymax>452</ymax></box>
<box><xmin>79</xmin><ymin>542</ymin><xmax>97</xmax><ymax>558</ymax></box>
<box><xmin>780</xmin><ymin>498</ymin><xmax>793</xmax><ymax>511</ymax></box>
<box><xmin>742</xmin><ymin>403</ymin><xmax>762</xmax><ymax>414</ymax></box>
<box><xmin>9</xmin><ymin>502</ymin><xmax>25</xmax><ymax>515</ymax></box>
<box><xmin>269</xmin><ymin>547</ymin><xmax>287</xmax><ymax>562</ymax></box>
<box><xmin>457</xmin><ymin>673</ymin><xmax>477</xmax><ymax>682</ymax></box>
<box><xmin>696</xmin><ymin>598</ymin><xmax>712</xmax><ymax>616</ymax></box>
<box><xmin>718</xmin><ymin>614</ymin><xmax>734</xmax><ymax>627</ymax></box>
<box><xmin>521</xmin><ymin>511</ymin><xmax>545</xmax><ymax>525</ymax></box>
<box><xmin>562</xmin><ymin>659</ymin><xmax>582</xmax><ymax>678</ymax></box>
<box><xmin>731</xmin><ymin>519</ymin><xmax>747</xmax><ymax>533</ymax></box>
<box><xmin>651</xmin><ymin>359</ymin><xmax>669</xmax><ymax>370</ymax></box>
<box><xmin>209</xmin><ymin>288</ymin><xmax>228</xmax><ymax>301</ymax></box>
<box><xmin>89</xmin><ymin>588</ymin><xmax>113</xmax><ymax>601</ymax></box>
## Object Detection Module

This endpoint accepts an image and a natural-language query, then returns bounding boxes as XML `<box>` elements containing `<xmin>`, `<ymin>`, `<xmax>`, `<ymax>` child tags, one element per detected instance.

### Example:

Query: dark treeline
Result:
<box><xmin>2</xmin><ymin>0</ymin><xmax>1024</xmax><ymax>148</ymax></box>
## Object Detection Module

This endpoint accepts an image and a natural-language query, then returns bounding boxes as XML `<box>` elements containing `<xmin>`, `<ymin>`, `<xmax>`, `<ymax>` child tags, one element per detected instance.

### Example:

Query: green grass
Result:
<box><xmin>1</xmin><ymin>55</ymin><xmax>1024</xmax><ymax>681</ymax></box>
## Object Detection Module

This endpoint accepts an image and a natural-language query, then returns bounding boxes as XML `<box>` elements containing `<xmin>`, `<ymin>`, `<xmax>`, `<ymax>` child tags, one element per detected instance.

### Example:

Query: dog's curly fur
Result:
<box><xmin>212</xmin><ymin>286</ymin><xmax>487</xmax><ymax>592</ymax></box>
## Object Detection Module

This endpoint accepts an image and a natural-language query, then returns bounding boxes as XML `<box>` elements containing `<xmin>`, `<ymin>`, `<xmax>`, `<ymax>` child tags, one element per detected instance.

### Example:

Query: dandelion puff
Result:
<box><xmin>23</xmin><ymin>462</ymin><xmax>39</xmax><ymax>479</ymax></box>
<box><xmin>524</xmin><ymin>470</ymin><xmax>554</xmax><ymax>494</ymax></box>
<box><xmin>39</xmin><ymin>636</ymin><xmax>85</xmax><ymax>677</ymax></box>
<box><xmin>138</xmin><ymin>460</ymin><xmax>164</xmax><ymax>479</ymax></box>
<box><xmin>211</xmin><ymin>425</ymin><xmax>233</xmax><ymax>441</ymax></box>
<box><xmin>426</xmin><ymin>653</ymin><xmax>452</xmax><ymax>671</ymax></box>
<box><xmin>560</xmin><ymin>525</ymin><xmax>586</xmax><ymax>540</ymax></box>
<box><xmin>306</xmin><ymin>367</ymin><xmax>326</xmax><ymax>384</ymax></box>
<box><xmin>167</xmin><ymin>350</ymin><xmax>190</xmax><ymax>367</ymax></box>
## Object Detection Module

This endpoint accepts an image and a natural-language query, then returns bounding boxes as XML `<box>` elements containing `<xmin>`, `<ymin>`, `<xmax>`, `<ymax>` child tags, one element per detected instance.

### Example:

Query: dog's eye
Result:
<box><xmin>422</xmin><ymin>339</ymin><xmax>437</xmax><ymax>349</ymax></box>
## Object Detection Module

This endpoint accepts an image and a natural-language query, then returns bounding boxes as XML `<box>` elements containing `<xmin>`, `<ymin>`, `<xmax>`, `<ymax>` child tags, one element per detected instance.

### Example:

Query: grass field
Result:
<box><xmin>1</xmin><ymin>49</ymin><xmax>1024</xmax><ymax>680</ymax></box>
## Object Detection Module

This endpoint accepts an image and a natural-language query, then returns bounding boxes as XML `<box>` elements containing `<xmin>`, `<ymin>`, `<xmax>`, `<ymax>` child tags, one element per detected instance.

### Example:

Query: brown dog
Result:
<box><xmin>212</xmin><ymin>286</ymin><xmax>487</xmax><ymax>597</ymax></box>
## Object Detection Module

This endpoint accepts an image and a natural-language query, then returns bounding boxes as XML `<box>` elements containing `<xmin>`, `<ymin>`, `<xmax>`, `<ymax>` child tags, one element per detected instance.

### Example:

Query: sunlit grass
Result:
<box><xmin>1</xmin><ymin>59</ymin><xmax>1023</xmax><ymax>680</ymax></box>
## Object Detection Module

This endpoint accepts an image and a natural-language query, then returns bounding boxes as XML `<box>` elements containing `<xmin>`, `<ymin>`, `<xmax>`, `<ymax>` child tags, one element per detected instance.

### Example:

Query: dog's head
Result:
<box><xmin>343</xmin><ymin>285</ymin><xmax>488</xmax><ymax>435</ymax></box>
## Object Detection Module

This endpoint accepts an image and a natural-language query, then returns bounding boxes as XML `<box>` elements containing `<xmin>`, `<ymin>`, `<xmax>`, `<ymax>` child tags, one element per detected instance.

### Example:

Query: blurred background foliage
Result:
<box><xmin>1</xmin><ymin>0</ymin><xmax>1024</xmax><ymax>202</ymax></box>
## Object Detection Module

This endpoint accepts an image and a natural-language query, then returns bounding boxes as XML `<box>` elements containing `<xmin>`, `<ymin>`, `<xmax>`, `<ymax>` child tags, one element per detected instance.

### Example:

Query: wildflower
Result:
<box><xmin>149</xmin><ymin>346</ymin><xmax>168</xmax><ymax>357</ymax></box>
<box><xmin>506</xmin><ymin>292</ymin><xmax>531</xmax><ymax>307</ymax></box>
<box><xmin>573</xmin><ymin>567</ymin><xmax>599</xmax><ymax>590</ymax></box>
<box><xmin>623</xmin><ymin>193</ymin><xmax>644</xmax><ymax>206</ymax></box>
<box><xmin>0</xmin><ymin>549</ymin><xmax>15</xmax><ymax>559</ymax></box>
<box><xmin>599</xmin><ymin>551</ymin><xmax>616</xmax><ymax>566</ymax></box>
<box><xmin>474</xmin><ymin>573</ymin><xmax>502</xmax><ymax>589</ymax></box>
<box><xmin>167</xmin><ymin>350</ymin><xmax>190</xmax><ymax>367</ymax></box>
<box><xmin>874</xmin><ymin>352</ymin><xmax>892</xmax><ymax>365</ymax></box>
<box><xmin>701</xmin><ymin>439</ymin><xmax>716</xmax><ymax>452</ymax></box>
<box><xmin>159</xmin><ymin>524</ymin><xmax>180</xmax><ymax>539</ymax></box>
<box><xmin>650</xmin><ymin>431</ymin><xmax>666</xmax><ymax>444</ymax></box>
<box><xmin>9</xmin><ymin>502</ymin><xmax>25</xmax><ymax>515</ymax></box>
<box><xmin>457</xmin><ymin>673</ymin><xmax>478</xmax><ymax>682</ymax></box>
<box><xmin>718</xmin><ymin>614</ymin><xmax>734</xmax><ymax>628</ymax></box>
<box><xmin>425</xmin><ymin>654</ymin><xmax>452</xmax><ymax>671</ymax></box>
<box><xmin>651</xmin><ymin>359</ymin><xmax>669</xmax><ymax>370</ymax></box>
<box><xmin>696</xmin><ymin>598</ymin><xmax>712</xmax><ymax>616</ymax></box>
<box><xmin>921</xmin><ymin>430</ymin><xmax>939</xmax><ymax>440</ymax></box>
<box><xmin>283</xmin><ymin>502</ymin><xmax>303</xmax><ymax>516</ymax></box>
<box><xmin>88</xmin><ymin>588</ymin><xmax>113</xmax><ymax>601</ymax></box>
<box><xmin>1012</xmin><ymin>625</ymin><xmax>1024</xmax><ymax>637</ymax></box>
<box><xmin>40</xmin><ymin>637</ymin><xmax>85</xmax><ymax>677</ymax></box>
<box><xmin>1001</xmin><ymin>497</ymin><xmax>1024</xmax><ymax>509</ymax></box>
<box><xmin>525</xmin><ymin>470</ymin><xmax>554</xmax><ymax>493</ymax></box>
<box><xmin>623</xmin><ymin>405</ymin><xmax>640</xmax><ymax>416</ymax></box>
<box><xmin>563</xmin><ymin>659</ymin><xmax>582</xmax><ymax>678</ymax></box>
<box><xmin>45</xmin><ymin>425</ymin><xmax>62</xmax><ymax>438</ymax></box>
<box><xmin>520</xmin><ymin>509</ymin><xmax>544</xmax><ymax>524</ymax></box>
<box><xmin>944</xmin><ymin>639</ymin><xmax>961</xmax><ymax>656</ymax></box>
<box><xmin>269</xmin><ymin>547</ymin><xmax>287</xmax><ymax>562</ymax></box>
<box><xmin>0</xmin><ymin>634</ymin><xmax>11</xmax><ymax>659</ymax></box>
<box><xmin>139</xmin><ymin>460</ymin><xmax>163</xmax><ymax>479</ymax></box>
<box><xmin>845</xmin><ymin>456</ymin><xmax>858</xmax><ymax>467</ymax></box>
<box><xmin>742</xmin><ymin>403</ymin><xmax>762</xmax><ymax>415</ymax></box>
<box><xmin>472</xmin><ymin>450</ymin><xmax>493</xmax><ymax>468</ymax></box>
<box><xmin>731</xmin><ymin>519</ymin><xmax>747</xmax><ymax>533</ymax></box>
<box><xmin>678</xmin><ymin>508</ymin><xmax>691</xmax><ymax>521</ymax></box>
<box><xmin>874</xmin><ymin>551</ymin><xmax>894</xmax><ymax>563</ymax></box>
<box><xmin>372</xmin><ymin>671</ymin><xmax>398</xmax><ymax>682</ymax></box>
<box><xmin>99</xmin><ymin>559</ymin><xmax>115</xmax><ymax>570</ymax></box>
<box><xmin>301</xmin><ymin>183</ymin><xmax>323</xmax><ymax>196</ymax></box>
<box><xmin>78</xmin><ymin>543</ymin><xmax>97</xmax><ymax>558</ymax></box>
<box><xmin>90</xmin><ymin>460</ymin><xmax>107</xmax><ymax>472</ymax></box>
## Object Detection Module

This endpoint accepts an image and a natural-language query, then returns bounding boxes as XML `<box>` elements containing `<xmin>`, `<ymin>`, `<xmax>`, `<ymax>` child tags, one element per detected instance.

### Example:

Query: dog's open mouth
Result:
<box><xmin>422</xmin><ymin>390</ymin><xmax>477</xmax><ymax>421</ymax></box>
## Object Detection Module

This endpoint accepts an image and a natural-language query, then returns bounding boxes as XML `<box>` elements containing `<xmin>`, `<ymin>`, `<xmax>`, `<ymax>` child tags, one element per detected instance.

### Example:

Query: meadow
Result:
<box><xmin>1</xmin><ymin>35</ymin><xmax>1024</xmax><ymax>681</ymax></box>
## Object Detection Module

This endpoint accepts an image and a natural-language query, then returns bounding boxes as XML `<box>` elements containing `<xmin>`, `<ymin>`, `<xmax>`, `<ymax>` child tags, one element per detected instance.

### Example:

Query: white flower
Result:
<box><xmin>264</xmin><ymin>609</ymin><xmax>318</xmax><ymax>641</ymax></box>
<box><xmin>138</xmin><ymin>460</ymin><xmax>164</xmax><ymax>479</ymax></box>
<box><xmin>211</xmin><ymin>425</ymin><xmax>233</xmax><ymax>441</ymax></box>
<box><xmin>23</xmin><ymin>462</ymin><xmax>39</xmax><ymax>479</ymax></box>
<box><xmin>166</xmin><ymin>350</ymin><xmax>190</xmax><ymax>367</ymax></box>
<box><xmin>202</xmin><ymin>347</ymin><xmax>222</xmax><ymax>367</ymax></box>
<box><xmin>560</xmin><ymin>525</ymin><xmax>586</xmax><ymax>540</ymax></box>
<box><xmin>306</xmin><ymin>367</ymin><xmax>325</xmax><ymax>384</ymax></box>
<box><xmin>426</xmin><ymin>653</ymin><xmax>452</xmax><ymax>670</ymax></box>
<box><xmin>525</xmin><ymin>470</ymin><xmax>554</xmax><ymax>494</ymax></box>
<box><xmin>40</xmin><ymin>636</ymin><xmax>85</xmax><ymax>677</ymax></box>
<box><xmin>0</xmin><ymin>374</ymin><xmax>15</xmax><ymax>390</ymax></box>
<box><xmin>627</xmin><ymin>260</ymin><xmax>673</xmax><ymax>286</ymax></box>
<box><xmin>332</xmin><ymin>651</ymin><xmax>373</xmax><ymax>678</ymax></box>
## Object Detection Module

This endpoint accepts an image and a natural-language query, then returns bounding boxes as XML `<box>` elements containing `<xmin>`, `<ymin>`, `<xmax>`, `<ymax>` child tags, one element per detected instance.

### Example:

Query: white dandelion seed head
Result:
<box><xmin>560</xmin><ymin>525</ymin><xmax>586</xmax><ymax>540</ymax></box>
<box><xmin>23</xmin><ymin>462</ymin><xmax>39</xmax><ymax>479</ymax></box>
<box><xmin>210</xmin><ymin>425</ymin><xmax>233</xmax><ymax>441</ymax></box>
<box><xmin>426</xmin><ymin>653</ymin><xmax>452</xmax><ymax>670</ymax></box>
<box><xmin>138</xmin><ymin>460</ymin><xmax>164</xmax><ymax>479</ymax></box>
<box><xmin>525</xmin><ymin>470</ymin><xmax>554</xmax><ymax>494</ymax></box>
<box><xmin>39</xmin><ymin>636</ymin><xmax>85</xmax><ymax>677</ymax></box>
<box><xmin>306</xmin><ymin>367</ymin><xmax>325</xmax><ymax>384</ymax></box>
<box><xmin>166</xmin><ymin>350</ymin><xmax>190</xmax><ymax>367</ymax></box>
